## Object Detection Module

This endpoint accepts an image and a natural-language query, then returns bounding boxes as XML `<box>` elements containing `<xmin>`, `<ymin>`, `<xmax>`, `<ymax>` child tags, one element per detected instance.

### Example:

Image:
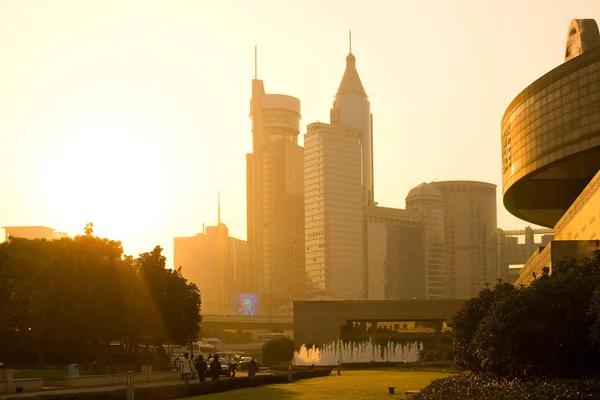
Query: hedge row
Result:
<box><xmin>6</xmin><ymin>368</ymin><xmax>332</xmax><ymax>400</ymax></box>
<box><xmin>414</xmin><ymin>373</ymin><xmax>600</xmax><ymax>400</ymax></box>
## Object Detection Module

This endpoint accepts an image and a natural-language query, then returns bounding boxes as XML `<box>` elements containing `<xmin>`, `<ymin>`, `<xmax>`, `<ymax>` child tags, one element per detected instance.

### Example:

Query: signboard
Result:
<box><xmin>227</xmin><ymin>293</ymin><xmax>261</xmax><ymax>316</ymax></box>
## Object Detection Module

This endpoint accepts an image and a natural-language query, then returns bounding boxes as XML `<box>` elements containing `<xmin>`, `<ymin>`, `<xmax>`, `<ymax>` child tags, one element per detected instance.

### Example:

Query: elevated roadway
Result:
<box><xmin>201</xmin><ymin>315</ymin><xmax>293</xmax><ymax>331</ymax></box>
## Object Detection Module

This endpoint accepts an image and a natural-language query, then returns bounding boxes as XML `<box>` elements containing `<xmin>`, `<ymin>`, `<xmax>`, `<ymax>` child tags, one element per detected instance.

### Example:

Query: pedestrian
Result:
<box><xmin>228</xmin><ymin>357</ymin><xmax>236</xmax><ymax>378</ymax></box>
<box><xmin>248</xmin><ymin>358</ymin><xmax>258</xmax><ymax>377</ymax></box>
<box><xmin>210</xmin><ymin>355</ymin><xmax>221</xmax><ymax>381</ymax></box>
<box><xmin>195</xmin><ymin>355</ymin><xmax>207</xmax><ymax>382</ymax></box>
<box><xmin>180</xmin><ymin>353</ymin><xmax>193</xmax><ymax>385</ymax></box>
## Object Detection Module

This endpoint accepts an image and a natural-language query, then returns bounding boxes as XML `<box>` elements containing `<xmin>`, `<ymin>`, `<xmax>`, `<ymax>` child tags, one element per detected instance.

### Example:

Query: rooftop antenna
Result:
<box><xmin>349</xmin><ymin>30</ymin><xmax>352</xmax><ymax>53</ymax></box>
<box><xmin>254</xmin><ymin>45</ymin><xmax>258</xmax><ymax>79</ymax></box>
<box><xmin>218</xmin><ymin>191</ymin><xmax>222</xmax><ymax>225</ymax></box>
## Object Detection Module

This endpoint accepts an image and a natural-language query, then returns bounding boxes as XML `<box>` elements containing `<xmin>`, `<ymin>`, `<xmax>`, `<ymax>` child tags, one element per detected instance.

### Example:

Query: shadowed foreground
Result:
<box><xmin>185</xmin><ymin>370</ymin><xmax>453</xmax><ymax>400</ymax></box>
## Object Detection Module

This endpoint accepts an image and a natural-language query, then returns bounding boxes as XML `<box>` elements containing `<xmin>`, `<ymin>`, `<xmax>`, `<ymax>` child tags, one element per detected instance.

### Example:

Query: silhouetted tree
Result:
<box><xmin>0</xmin><ymin>225</ymin><xmax>201</xmax><ymax>370</ymax></box>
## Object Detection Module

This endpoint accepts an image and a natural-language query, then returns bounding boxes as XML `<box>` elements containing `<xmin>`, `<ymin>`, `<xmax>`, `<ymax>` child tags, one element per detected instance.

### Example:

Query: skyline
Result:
<box><xmin>2</xmin><ymin>0</ymin><xmax>599</xmax><ymax>264</ymax></box>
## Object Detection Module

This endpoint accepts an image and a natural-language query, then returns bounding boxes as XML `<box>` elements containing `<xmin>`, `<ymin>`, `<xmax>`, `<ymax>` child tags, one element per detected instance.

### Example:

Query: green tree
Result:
<box><xmin>450</xmin><ymin>248</ymin><xmax>600</xmax><ymax>379</ymax></box>
<box><xmin>449</xmin><ymin>282</ymin><xmax>516</xmax><ymax>371</ymax></box>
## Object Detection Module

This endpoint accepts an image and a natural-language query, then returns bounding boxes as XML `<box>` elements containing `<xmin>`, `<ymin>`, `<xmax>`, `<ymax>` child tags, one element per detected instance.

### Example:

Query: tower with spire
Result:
<box><xmin>330</xmin><ymin>31</ymin><xmax>374</xmax><ymax>205</ymax></box>
<box><xmin>247</xmin><ymin>47</ymin><xmax>305</xmax><ymax>315</ymax></box>
<box><xmin>303</xmin><ymin>32</ymin><xmax>374</xmax><ymax>300</ymax></box>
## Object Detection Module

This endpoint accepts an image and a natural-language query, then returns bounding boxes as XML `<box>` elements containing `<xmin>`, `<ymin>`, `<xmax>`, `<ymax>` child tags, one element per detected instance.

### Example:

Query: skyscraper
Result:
<box><xmin>304</xmin><ymin>122</ymin><xmax>364</xmax><ymax>299</ymax></box>
<box><xmin>406</xmin><ymin>183</ymin><xmax>447</xmax><ymax>299</ymax></box>
<box><xmin>329</xmin><ymin>36</ymin><xmax>374</xmax><ymax>205</ymax></box>
<box><xmin>430</xmin><ymin>181</ymin><xmax>498</xmax><ymax>299</ymax></box>
<box><xmin>247</xmin><ymin>69</ymin><xmax>304</xmax><ymax>316</ymax></box>
<box><xmin>304</xmin><ymin>37</ymin><xmax>373</xmax><ymax>300</ymax></box>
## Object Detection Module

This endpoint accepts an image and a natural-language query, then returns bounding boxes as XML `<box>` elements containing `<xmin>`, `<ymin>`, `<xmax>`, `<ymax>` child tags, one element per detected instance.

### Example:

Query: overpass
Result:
<box><xmin>201</xmin><ymin>315</ymin><xmax>293</xmax><ymax>331</ymax></box>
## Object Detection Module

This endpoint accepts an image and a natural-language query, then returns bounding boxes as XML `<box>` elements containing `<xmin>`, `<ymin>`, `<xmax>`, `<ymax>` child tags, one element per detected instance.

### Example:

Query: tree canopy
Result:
<box><xmin>0</xmin><ymin>225</ymin><xmax>201</xmax><ymax>370</ymax></box>
<box><xmin>450</xmin><ymin>246</ymin><xmax>600</xmax><ymax>379</ymax></box>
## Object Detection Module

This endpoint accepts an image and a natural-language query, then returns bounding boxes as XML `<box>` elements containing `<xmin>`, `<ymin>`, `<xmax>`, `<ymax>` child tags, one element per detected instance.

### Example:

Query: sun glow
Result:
<box><xmin>32</xmin><ymin>91</ymin><xmax>177</xmax><ymax>242</ymax></box>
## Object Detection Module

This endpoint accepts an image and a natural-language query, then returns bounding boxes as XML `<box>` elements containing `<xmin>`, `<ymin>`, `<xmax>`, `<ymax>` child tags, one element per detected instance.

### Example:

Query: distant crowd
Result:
<box><xmin>173</xmin><ymin>353</ymin><xmax>259</xmax><ymax>385</ymax></box>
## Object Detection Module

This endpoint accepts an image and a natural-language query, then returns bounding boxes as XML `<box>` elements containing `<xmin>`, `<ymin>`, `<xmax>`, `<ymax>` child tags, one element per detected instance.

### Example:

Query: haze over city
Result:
<box><xmin>1</xmin><ymin>0</ymin><xmax>599</xmax><ymax>262</ymax></box>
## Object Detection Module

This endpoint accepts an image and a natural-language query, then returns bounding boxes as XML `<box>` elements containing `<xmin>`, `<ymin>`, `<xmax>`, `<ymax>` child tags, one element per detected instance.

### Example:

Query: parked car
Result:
<box><xmin>237</xmin><ymin>356</ymin><xmax>253</xmax><ymax>371</ymax></box>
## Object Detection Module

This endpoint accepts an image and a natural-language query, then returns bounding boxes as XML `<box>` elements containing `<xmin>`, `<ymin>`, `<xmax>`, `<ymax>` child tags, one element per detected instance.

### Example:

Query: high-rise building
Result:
<box><xmin>174</xmin><ymin>220</ymin><xmax>249</xmax><ymax>315</ymax></box>
<box><xmin>329</xmin><ymin>42</ymin><xmax>374</xmax><ymax>205</ymax></box>
<box><xmin>406</xmin><ymin>183</ymin><xmax>447</xmax><ymax>299</ymax></box>
<box><xmin>366</xmin><ymin>205</ymin><xmax>425</xmax><ymax>300</ymax></box>
<box><xmin>430</xmin><ymin>181</ymin><xmax>498</xmax><ymax>299</ymax></box>
<box><xmin>247</xmin><ymin>76</ymin><xmax>304</xmax><ymax>316</ymax></box>
<box><xmin>304</xmin><ymin>122</ymin><xmax>364</xmax><ymax>299</ymax></box>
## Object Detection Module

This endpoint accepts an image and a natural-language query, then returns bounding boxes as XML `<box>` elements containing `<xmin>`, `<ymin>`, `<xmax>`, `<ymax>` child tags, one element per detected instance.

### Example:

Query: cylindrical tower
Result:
<box><xmin>430</xmin><ymin>181</ymin><xmax>498</xmax><ymax>299</ymax></box>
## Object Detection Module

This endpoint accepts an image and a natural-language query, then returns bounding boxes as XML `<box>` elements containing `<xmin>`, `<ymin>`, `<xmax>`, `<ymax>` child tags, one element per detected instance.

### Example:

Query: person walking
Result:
<box><xmin>228</xmin><ymin>357</ymin><xmax>236</xmax><ymax>378</ymax></box>
<box><xmin>180</xmin><ymin>353</ymin><xmax>194</xmax><ymax>385</ymax></box>
<box><xmin>210</xmin><ymin>355</ymin><xmax>221</xmax><ymax>381</ymax></box>
<box><xmin>195</xmin><ymin>355</ymin><xmax>207</xmax><ymax>382</ymax></box>
<box><xmin>248</xmin><ymin>358</ymin><xmax>258</xmax><ymax>377</ymax></box>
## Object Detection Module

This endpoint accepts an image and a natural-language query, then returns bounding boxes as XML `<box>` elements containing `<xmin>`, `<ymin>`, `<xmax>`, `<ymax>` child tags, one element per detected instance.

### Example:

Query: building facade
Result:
<box><xmin>304</xmin><ymin>122</ymin><xmax>364</xmax><ymax>299</ymax></box>
<box><xmin>430</xmin><ymin>181</ymin><xmax>498</xmax><ymax>299</ymax></box>
<box><xmin>247</xmin><ymin>79</ymin><xmax>305</xmax><ymax>315</ymax></box>
<box><xmin>405</xmin><ymin>183</ymin><xmax>447</xmax><ymax>299</ymax></box>
<box><xmin>174</xmin><ymin>222</ymin><xmax>249</xmax><ymax>315</ymax></box>
<box><xmin>501</xmin><ymin>19</ymin><xmax>600</xmax><ymax>285</ymax></box>
<box><xmin>366</xmin><ymin>205</ymin><xmax>425</xmax><ymax>300</ymax></box>
<box><xmin>2</xmin><ymin>226</ymin><xmax>66</xmax><ymax>241</ymax></box>
<box><xmin>496</xmin><ymin>227</ymin><xmax>553</xmax><ymax>283</ymax></box>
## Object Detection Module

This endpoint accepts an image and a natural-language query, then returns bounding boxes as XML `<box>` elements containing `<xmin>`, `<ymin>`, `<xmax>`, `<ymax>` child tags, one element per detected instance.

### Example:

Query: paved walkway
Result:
<box><xmin>0</xmin><ymin>372</ymin><xmax>269</xmax><ymax>399</ymax></box>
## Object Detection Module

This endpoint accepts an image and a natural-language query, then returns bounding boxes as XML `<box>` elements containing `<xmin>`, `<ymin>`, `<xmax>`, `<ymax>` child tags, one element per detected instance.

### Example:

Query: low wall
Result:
<box><xmin>65</xmin><ymin>369</ymin><xmax>180</xmax><ymax>389</ymax></box>
<box><xmin>0</xmin><ymin>369</ymin><xmax>44</xmax><ymax>394</ymax></box>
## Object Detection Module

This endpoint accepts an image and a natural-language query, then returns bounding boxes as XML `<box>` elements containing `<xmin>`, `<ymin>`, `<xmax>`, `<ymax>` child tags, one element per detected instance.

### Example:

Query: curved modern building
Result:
<box><xmin>501</xmin><ymin>19</ymin><xmax>600</xmax><ymax>228</ymax></box>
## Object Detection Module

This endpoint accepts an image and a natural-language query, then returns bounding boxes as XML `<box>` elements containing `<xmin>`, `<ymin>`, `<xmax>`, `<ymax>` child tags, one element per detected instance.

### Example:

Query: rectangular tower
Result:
<box><xmin>247</xmin><ymin>79</ymin><xmax>304</xmax><ymax>316</ymax></box>
<box><xmin>304</xmin><ymin>122</ymin><xmax>364</xmax><ymax>299</ymax></box>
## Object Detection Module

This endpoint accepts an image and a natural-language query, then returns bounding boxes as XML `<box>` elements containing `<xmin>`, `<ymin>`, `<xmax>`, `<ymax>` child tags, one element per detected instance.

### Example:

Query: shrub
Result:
<box><xmin>261</xmin><ymin>337</ymin><xmax>294</xmax><ymax>366</ymax></box>
<box><xmin>418</xmin><ymin>344</ymin><xmax>453</xmax><ymax>362</ymax></box>
<box><xmin>450</xmin><ymin>248</ymin><xmax>600</xmax><ymax>379</ymax></box>
<box><xmin>413</xmin><ymin>373</ymin><xmax>600</xmax><ymax>400</ymax></box>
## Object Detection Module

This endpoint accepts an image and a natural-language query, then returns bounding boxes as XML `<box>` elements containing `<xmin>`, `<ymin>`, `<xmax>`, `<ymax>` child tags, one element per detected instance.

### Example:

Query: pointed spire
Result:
<box><xmin>218</xmin><ymin>191</ymin><xmax>222</xmax><ymax>225</ymax></box>
<box><xmin>336</xmin><ymin>32</ymin><xmax>367</xmax><ymax>98</ymax></box>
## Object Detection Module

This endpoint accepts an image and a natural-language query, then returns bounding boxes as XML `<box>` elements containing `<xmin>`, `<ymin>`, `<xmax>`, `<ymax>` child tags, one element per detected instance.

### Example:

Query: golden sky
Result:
<box><xmin>1</xmin><ymin>0</ymin><xmax>599</xmax><ymax>265</ymax></box>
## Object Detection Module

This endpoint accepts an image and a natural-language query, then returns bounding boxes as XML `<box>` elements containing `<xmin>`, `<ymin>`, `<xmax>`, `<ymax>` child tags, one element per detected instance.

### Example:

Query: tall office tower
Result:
<box><xmin>431</xmin><ymin>181</ymin><xmax>498</xmax><ymax>299</ymax></box>
<box><xmin>365</xmin><ymin>205</ymin><xmax>425</xmax><ymax>300</ymax></box>
<box><xmin>247</xmin><ymin>77</ymin><xmax>305</xmax><ymax>316</ymax></box>
<box><xmin>405</xmin><ymin>183</ymin><xmax>447</xmax><ymax>299</ymax></box>
<box><xmin>304</xmin><ymin>122</ymin><xmax>364</xmax><ymax>299</ymax></box>
<box><xmin>329</xmin><ymin>41</ymin><xmax>374</xmax><ymax>205</ymax></box>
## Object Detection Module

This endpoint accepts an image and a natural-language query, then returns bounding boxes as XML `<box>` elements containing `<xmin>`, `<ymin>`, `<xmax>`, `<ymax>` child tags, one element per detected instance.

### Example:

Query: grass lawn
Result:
<box><xmin>13</xmin><ymin>368</ymin><xmax>68</xmax><ymax>381</ymax></box>
<box><xmin>186</xmin><ymin>370</ymin><xmax>454</xmax><ymax>400</ymax></box>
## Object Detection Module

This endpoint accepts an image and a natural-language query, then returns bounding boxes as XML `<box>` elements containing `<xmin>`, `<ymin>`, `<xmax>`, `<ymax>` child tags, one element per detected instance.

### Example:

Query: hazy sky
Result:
<box><xmin>1</xmin><ymin>0</ymin><xmax>599</xmax><ymax>265</ymax></box>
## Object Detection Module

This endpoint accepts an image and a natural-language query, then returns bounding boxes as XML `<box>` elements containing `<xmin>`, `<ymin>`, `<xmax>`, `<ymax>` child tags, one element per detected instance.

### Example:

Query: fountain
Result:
<box><xmin>293</xmin><ymin>340</ymin><xmax>423</xmax><ymax>365</ymax></box>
